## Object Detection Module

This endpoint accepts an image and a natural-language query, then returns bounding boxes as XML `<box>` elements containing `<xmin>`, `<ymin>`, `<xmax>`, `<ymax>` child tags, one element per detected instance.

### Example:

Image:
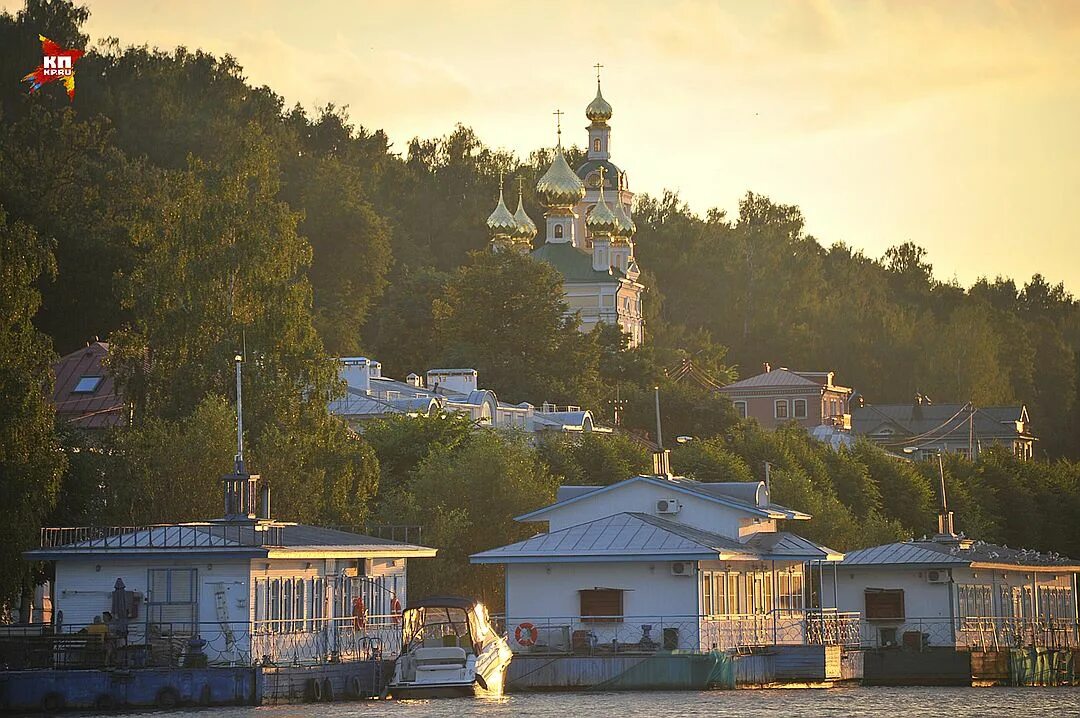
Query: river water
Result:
<box><xmin>99</xmin><ymin>687</ymin><xmax>1080</xmax><ymax>717</ymax></box>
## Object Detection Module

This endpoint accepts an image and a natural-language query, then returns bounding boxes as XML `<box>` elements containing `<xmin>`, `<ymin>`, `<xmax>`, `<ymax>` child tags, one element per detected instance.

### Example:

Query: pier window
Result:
<box><xmin>714</xmin><ymin>573</ymin><xmax>727</xmax><ymax>614</ymax></box>
<box><xmin>727</xmin><ymin>573</ymin><xmax>742</xmax><ymax>614</ymax></box>
<box><xmin>146</xmin><ymin>568</ymin><xmax>197</xmax><ymax>634</ymax></box>
<box><xmin>958</xmin><ymin>584</ymin><xmax>992</xmax><ymax>623</ymax></box>
<box><xmin>864</xmin><ymin>588</ymin><xmax>905</xmax><ymax>621</ymax></box>
<box><xmin>703</xmin><ymin>571</ymin><xmax>713</xmax><ymax>615</ymax></box>
<box><xmin>294</xmin><ymin>579</ymin><xmax>305</xmax><ymax>632</ymax></box>
<box><xmin>269</xmin><ymin>579</ymin><xmax>281</xmax><ymax>627</ymax></box>
<box><xmin>580</xmin><ymin>588</ymin><xmax>625</xmax><ymax>622</ymax></box>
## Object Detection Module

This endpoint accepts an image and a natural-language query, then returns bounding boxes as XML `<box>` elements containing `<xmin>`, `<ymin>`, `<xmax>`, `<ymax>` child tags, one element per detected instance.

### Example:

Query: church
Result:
<box><xmin>486</xmin><ymin>74</ymin><xmax>646</xmax><ymax>348</ymax></box>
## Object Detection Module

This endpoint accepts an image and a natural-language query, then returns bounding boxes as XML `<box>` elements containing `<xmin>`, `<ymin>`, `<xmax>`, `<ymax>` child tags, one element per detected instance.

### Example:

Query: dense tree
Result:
<box><xmin>0</xmin><ymin>207</ymin><xmax>66</xmax><ymax>608</ymax></box>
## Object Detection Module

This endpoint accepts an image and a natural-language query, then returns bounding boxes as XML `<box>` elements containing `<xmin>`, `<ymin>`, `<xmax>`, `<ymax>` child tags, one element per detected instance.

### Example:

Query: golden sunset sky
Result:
<box><xmin>29</xmin><ymin>1</ymin><xmax>1080</xmax><ymax>289</ymax></box>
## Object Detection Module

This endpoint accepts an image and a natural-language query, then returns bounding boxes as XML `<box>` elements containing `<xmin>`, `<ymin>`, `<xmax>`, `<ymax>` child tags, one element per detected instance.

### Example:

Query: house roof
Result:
<box><xmin>51</xmin><ymin>342</ymin><xmax>126</xmax><ymax>429</ymax></box>
<box><xmin>720</xmin><ymin>368</ymin><xmax>821</xmax><ymax>391</ymax></box>
<box><xmin>470</xmin><ymin>512</ymin><xmax>839</xmax><ymax>564</ymax></box>
<box><xmin>517</xmin><ymin>475</ymin><xmax>811</xmax><ymax>523</ymax></box>
<box><xmin>530</xmin><ymin>242</ymin><xmax>624</xmax><ymax>284</ymax></box>
<box><xmin>842</xmin><ymin>539</ymin><xmax>1079</xmax><ymax>571</ymax></box>
<box><xmin>851</xmin><ymin>404</ymin><xmax>1034</xmax><ymax>442</ymax></box>
<box><xmin>25</xmin><ymin>521</ymin><xmax>437</xmax><ymax>561</ymax></box>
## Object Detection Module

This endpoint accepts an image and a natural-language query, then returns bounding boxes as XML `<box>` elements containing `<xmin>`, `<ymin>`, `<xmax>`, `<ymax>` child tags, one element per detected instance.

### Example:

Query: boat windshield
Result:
<box><xmin>402</xmin><ymin>606</ymin><xmax>476</xmax><ymax>654</ymax></box>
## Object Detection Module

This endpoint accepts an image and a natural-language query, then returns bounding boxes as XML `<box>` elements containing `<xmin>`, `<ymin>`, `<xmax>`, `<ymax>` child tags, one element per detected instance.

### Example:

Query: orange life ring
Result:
<box><xmin>515</xmin><ymin>622</ymin><xmax>538</xmax><ymax>647</ymax></box>
<box><xmin>352</xmin><ymin>597</ymin><xmax>367</xmax><ymax>631</ymax></box>
<box><xmin>390</xmin><ymin>596</ymin><xmax>402</xmax><ymax>624</ymax></box>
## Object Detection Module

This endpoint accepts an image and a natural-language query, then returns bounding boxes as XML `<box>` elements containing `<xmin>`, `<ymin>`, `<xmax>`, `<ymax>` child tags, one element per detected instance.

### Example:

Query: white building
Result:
<box><xmin>328</xmin><ymin>357</ymin><xmax>605</xmax><ymax>434</ymax></box>
<box><xmin>471</xmin><ymin>455</ymin><xmax>853</xmax><ymax>654</ymax></box>
<box><xmin>824</xmin><ymin>508</ymin><xmax>1080</xmax><ymax>650</ymax></box>
<box><xmin>486</xmin><ymin>74</ymin><xmax>645</xmax><ymax>347</ymax></box>
<box><xmin>26</xmin><ymin>471</ymin><xmax>436</xmax><ymax>667</ymax></box>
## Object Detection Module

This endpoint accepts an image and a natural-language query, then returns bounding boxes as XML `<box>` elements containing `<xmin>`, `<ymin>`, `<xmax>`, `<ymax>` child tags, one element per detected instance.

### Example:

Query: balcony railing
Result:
<box><xmin>39</xmin><ymin>523</ymin><xmax>284</xmax><ymax>550</ymax></box>
<box><xmin>503</xmin><ymin>610</ymin><xmax>861</xmax><ymax>654</ymax></box>
<box><xmin>861</xmin><ymin>616</ymin><xmax>1079</xmax><ymax>650</ymax></box>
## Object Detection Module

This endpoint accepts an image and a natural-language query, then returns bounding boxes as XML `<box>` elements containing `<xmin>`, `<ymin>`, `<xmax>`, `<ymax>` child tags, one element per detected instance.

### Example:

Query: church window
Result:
<box><xmin>554</xmin><ymin>224</ymin><xmax>564</xmax><ymax>239</ymax></box>
<box><xmin>593</xmin><ymin>138</ymin><xmax>601</xmax><ymax>152</ymax></box>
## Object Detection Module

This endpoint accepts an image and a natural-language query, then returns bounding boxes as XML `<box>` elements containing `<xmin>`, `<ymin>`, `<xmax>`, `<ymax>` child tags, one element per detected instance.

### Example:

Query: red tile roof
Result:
<box><xmin>52</xmin><ymin>342</ymin><xmax>127</xmax><ymax>429</ymax></box>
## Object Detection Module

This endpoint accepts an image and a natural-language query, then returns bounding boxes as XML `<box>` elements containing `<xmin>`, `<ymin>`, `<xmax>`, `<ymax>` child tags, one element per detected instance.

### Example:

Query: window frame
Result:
<box><xmin>793</xmin><ymin>399</ymin><xmax>807</xmax><ymax>419</ymax></box>
<box><xmin>774</xmin><ymin>399</ymin><xmax>789</xmax><ymax>419</ymax></box>
<box><xmin>734</xmin><ymin>401</ymin><xmax>747</xmax><ymax>419</ymax></box>
<box><xmin>579</xmin><ymin>588</ymin><xmax>625</xmax><ymax>623</ymax></box>
<box><xmin>72</xmin><ymin>375</ymin><xmax>103</xmax><ymax>393</ymax></box>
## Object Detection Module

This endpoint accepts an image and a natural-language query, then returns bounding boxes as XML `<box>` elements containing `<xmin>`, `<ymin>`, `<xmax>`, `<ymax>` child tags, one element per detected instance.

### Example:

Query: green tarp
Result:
<box><xmin>1009</xmin><ymin>648</ymin><xmax>1076</xmax><ymax>686</ymax></box>
<box><xmin>591</xmin><ymin>651</ymin><xmax>735</xmax><ymax>691</ymax></box>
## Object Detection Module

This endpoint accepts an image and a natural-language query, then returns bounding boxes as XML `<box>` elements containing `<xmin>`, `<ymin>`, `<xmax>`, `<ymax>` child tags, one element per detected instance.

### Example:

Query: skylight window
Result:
<box><xmin>72</xmin><ymin>375</ymin><xmax>103</xmax><ymax>393</ymax></box>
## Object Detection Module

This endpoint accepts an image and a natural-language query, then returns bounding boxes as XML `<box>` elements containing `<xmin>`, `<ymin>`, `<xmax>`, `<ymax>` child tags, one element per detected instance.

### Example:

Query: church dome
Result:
<box><xmin>612</xmin><ymin>199</ymin><xmax>636</xmax><ymax>239</ymax></box>
<box><xmin>536</xmin><ymin>150</ymin><xmax>586</xmax><ymax>208</ymax></box>
<box><xmin>587</xmin><ymin>191</ymin><xmax>618</xmax><ymax>237</ymax></box>
<box><xmin>586</xmin><ymin>83</ymin><xmax>613</xmax><ymax>123</ymax></box>
<box><xmin>513</xmin><ymin>191</ymin><xmax>537</xmax><ymax>243</ymax></box>
<box><xmin>486</xmin><ymin>186</ymin><xmax>518</xmax><ymax>237</ymax></box>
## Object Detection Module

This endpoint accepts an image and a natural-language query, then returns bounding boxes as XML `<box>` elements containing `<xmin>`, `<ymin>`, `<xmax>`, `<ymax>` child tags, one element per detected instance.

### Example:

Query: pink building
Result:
<box><xmin>717</xmin><ymin>365</ymin><xmax>853</xmax><ymax>431</ymax></box>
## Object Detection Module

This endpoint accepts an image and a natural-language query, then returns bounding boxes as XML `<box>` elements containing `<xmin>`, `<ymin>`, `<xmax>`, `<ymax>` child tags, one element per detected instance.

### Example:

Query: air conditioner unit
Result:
<box><xmin>671</xmin><ymin>561</ymin><xmax>693</xmax><ymax>576</ymax></box>
<box><xmin>656</xmin><ymin>498</ymin><xmax>681</xmax><ymax>514</ymax></box>
<box><xmin>926</xmin><ymin>570</ymin><xmax>949</xmax><ymax>584</ymax></box>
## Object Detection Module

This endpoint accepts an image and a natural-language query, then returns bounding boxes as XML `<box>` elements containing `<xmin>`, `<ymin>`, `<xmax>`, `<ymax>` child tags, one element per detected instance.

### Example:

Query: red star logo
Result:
<box><xmin>22</xmin><ymin>35</ymin><xmax>85</xmax><ymax>101</ymax></box>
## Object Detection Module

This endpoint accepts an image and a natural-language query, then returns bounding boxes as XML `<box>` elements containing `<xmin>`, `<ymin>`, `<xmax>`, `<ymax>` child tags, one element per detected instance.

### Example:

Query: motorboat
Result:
<box><xmin>389</xmin><ymin>596</ymin><xmax>513</xmax><ymax>698</ymax></box>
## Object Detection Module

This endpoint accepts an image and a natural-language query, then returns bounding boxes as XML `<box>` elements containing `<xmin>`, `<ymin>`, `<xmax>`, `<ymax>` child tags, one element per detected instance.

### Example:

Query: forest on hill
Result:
<box><xmin>2</xmin><ymin>0</ymin><xmax>1079</xmax><ymax>605</ymax></box>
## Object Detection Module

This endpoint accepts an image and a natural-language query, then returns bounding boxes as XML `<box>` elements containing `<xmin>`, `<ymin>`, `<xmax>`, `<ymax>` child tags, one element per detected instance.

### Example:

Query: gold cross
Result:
<box><xmin>594</xmin><ymin>62</ymin><xmax>604</xmax><ymax>83</ymax></box>
<box><xmin>553</xmin><ymin>108</ymin><xmax>564</xmax><ymax>147</ymax></box>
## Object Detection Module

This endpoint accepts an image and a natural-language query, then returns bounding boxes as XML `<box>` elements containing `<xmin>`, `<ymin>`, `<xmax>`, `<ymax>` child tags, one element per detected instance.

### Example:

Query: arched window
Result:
<box><xmin>554</xmin><ymin>224</ymin><xmax>564</xmax><ymax>238</ymax></box>
<box><xmin>593</xmin><ymin>138</ymin><xmax>601</xmax><ymax>153</ymax></box>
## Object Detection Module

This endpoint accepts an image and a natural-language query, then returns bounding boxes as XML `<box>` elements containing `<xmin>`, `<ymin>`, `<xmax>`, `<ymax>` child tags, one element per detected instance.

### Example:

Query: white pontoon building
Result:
<box><xmin>471</xmin><ymin>454</ymin><xmax>856</xmax><ymax>654</ymax></box>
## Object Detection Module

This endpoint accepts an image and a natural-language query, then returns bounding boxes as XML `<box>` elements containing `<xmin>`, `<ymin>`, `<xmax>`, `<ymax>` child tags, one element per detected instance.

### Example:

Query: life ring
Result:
<box><xmin>514</xmin><ymin>622</ymin><xmax>538</xmax><ymax>647</ymax></box>
<box><xmin>352</xmin><ymin>597</ymin><xmax>367</xmax><ymax>631</ymax></box>
<box><xmin>390</xmin><ymin>596</ymin><xmax>402</xmax><ymax>624</ymax></box>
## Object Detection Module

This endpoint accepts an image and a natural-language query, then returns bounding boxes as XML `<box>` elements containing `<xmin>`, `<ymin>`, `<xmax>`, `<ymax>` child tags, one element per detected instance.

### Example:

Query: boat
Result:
<box><xmin>389</xmin><ymin>596</ymin><xmax>513</xmax><ymax>698</ymax></box>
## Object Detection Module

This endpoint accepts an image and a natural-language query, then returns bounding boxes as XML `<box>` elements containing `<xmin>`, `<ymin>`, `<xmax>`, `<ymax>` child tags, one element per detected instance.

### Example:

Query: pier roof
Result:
<box><xmin>470</xmin><ymin>512</ymin><xmax>839</xmax><ymax>564</ymax></box>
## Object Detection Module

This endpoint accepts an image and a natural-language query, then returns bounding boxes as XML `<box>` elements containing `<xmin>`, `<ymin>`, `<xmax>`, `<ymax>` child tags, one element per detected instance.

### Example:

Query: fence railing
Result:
<box><xmin>0</xmin><ymin>617</ymin><xmax>404</xmax><ymax>671</ymax></box>
<box><xmin>861</xmin><ymin>616</ymin><xmax>1079</xmax><ymax>650</ymax></box>
<box><xmin>39</xmin><ymin>523</ymin><xmax>283</xmax><ymax>549</ymax></box>
<box><xmin>504</xmin><ymin>610</ymin><xmax>861</xmax><ymax>654</ymax></box>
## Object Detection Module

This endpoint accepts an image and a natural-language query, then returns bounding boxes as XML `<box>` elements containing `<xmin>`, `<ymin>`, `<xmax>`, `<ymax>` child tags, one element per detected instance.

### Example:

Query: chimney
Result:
<box><xmin>222</xmin><ymin>472</ymin><xmax>260</xmax><ymax>521</ymax></box>
<box><xmin>260</xmin><ymin>481</ymin><xmax>272</xmax><ymax>520</ymax></box>
<box><xmin>762</xmin><ymin>362</ymin><xmax>771</xmax><ymax>374</ymax></box>
<box><xmin>652</xmin><ymin>449</ymin><xmax>672</xmax><ymax>478</ymax></box>
<box><xmin>339</xmin><ymin>357</ymin><xmax>375</xmax><ymax>394</ymax></box>
<box><xmin>426</xmin><ymin>369</ymin><xmax>477</xmax><ymax>396</ymax></box>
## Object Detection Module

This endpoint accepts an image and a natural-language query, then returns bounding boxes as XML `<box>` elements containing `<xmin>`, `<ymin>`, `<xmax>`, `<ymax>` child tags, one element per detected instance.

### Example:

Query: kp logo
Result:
<box><xmin>22</xmin><ymin>35</ymin><xmax>85</xmax><ymax>101</ymax></box>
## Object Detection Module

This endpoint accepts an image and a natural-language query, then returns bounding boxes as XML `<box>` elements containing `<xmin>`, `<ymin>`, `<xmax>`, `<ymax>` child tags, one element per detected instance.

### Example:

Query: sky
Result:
<box><xmin>17</xmin><ymin>0</ymin><xmax>1080</xmax><ymax>290</ymax></box>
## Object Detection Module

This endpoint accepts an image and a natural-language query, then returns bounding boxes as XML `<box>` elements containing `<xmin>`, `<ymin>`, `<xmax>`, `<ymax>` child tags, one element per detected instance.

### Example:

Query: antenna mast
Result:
<box><xmin>654</xmin><ymin>385</ymin><xmax>663</xmax><ymax>450</ymax></box>
<box><xmin>234</xmin><ymin>352</ymin><xmax>244</xmax><ymax>474</ymax></box>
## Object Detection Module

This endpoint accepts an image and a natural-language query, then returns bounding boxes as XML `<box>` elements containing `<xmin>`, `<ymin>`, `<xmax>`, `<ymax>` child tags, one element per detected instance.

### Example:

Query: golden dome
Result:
<box><xmin>612</xmin><ymin>199</ymin><xmax>636</xmax><ymax>239</ymax></box>
<box><xmin>587</xmin><ymin>185</ymin><xmax>618</xmax><ymax>237</ymax></box>
<box><xmin>512</xmin><ymin>188</ymin><xmax>537</xmax><ymax>243</ymax></box>
<box><xmin>586</xmin><ymin>82</ymin><xmax>612</xmax><ymax>123</ymax></box>
<box><xmin>486</xmin><ymin>185</ymin><xmax>518</xmax><ymax>238</ymax></box>
<box><xmin>536</xmin><ymin>150</ymin><xmax>586</xmax><ymax>208</ymax></box>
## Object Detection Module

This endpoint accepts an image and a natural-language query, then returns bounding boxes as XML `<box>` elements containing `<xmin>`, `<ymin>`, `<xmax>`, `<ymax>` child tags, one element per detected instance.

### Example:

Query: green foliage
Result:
<box><xmin>373</xmin><ymin>430</ymin><xmax>559</xmax><ymax>604</ymax></box>
<box><xmin>537</xmin><ymin>432</ymin><xmax>651</xmax><ymax>486</ymax></box>
<box><xmin>0</xmin><ymin>206</ymin><xmax>65</xmax><ymax>605</ymax></box>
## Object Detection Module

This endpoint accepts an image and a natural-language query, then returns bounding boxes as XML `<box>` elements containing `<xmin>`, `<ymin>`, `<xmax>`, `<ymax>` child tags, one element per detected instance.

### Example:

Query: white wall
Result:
<box><xmin>824</xmin><ymin>564</ymin><xmax>1077</xmax><ymax>647</ymax></box>
<box><xmin>505</xmin><ymin>560</ymin><xmax>700</xmax><ymax>650</ymax></box>
<box><xmin>540</xmin><ymin>479</ymin><xmax>752</xmax><ymax>538</ymax></box>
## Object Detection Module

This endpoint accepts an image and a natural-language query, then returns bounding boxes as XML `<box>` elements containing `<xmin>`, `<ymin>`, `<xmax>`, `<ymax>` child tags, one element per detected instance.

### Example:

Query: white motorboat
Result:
<box><xmin>389</xmin><ymin>596</ymin><xmax>513</xmax><ymax>698</ymax></box>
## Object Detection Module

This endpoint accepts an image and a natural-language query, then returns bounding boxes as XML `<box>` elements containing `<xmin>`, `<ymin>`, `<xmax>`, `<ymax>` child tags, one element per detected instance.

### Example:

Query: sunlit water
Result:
<box><xmin>80</xmin><ymin>686</ymin><xmax>1080</xmax><ymax>718</ymax></box>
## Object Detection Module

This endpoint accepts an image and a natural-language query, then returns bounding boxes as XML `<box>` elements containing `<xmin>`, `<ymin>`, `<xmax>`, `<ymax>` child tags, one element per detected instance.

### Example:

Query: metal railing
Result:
<box><xmin>861</xmin><ymin>616</ymin><xmax>1079</xmax><ymax>650</ymax></box>
<box><xmin>40</xmin><ymin>523</ymin><xmax>284</xmax><ymax>549</ymax></box>
<box><xmin>503</xmin><ymin>610</ymin><xmax>861</xmax><ymax>654</ymax></box>
<box><xmin>0</xmin><ymin>617</ymin><xmax>404</xmax><ymax>670</ymax></box>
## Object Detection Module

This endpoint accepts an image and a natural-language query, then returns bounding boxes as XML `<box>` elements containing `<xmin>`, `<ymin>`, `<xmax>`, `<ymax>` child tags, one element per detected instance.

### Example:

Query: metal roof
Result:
<box><xmin>26</xmin><ymin>521</ymin><xmax>437</xmax><ymax>561</ymax></box>
<box><xmin>851</xmin><ymin>404</ymin><xmax>1033</xmax><ymax>441</ymax></box>
<box><xmin>516</xmin><ymin>475</ymin><xmax>809</xmax><ymax>523</ymax></box>
<box><xmin>471</xmin><ymin>512</ymin><xmax>838</xmax><ymax>564</ymax></box>
<box><xmin>51</xmin><ymin>342</ymin><xmax>127</xmax><ymax>429</ymax></box>
<box><xmin>718</xmin><ymin>368</ymin><xmax>821</xmax><ymax>391</ymax></box>
<box><xmin>842</xmin><ymin>539</ymin><xmax>1078</xmax><ymax>570</ymax></box>
<box><xmin>530</xmin><ymin>242</ymin><xmax>625</xmax><ymax>284</ymax></box>
<box><xmin>744</xmin><ymin>531</ymin><xmax>843</xmax><ymax>561</ymax></box>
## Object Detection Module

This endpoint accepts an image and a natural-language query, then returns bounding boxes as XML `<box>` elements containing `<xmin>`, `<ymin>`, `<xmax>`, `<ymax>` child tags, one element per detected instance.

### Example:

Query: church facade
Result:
<box><xmin>486</xmin><ymin>76</ymin><xmax>646</xmax><ymax>347</ymax></box>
